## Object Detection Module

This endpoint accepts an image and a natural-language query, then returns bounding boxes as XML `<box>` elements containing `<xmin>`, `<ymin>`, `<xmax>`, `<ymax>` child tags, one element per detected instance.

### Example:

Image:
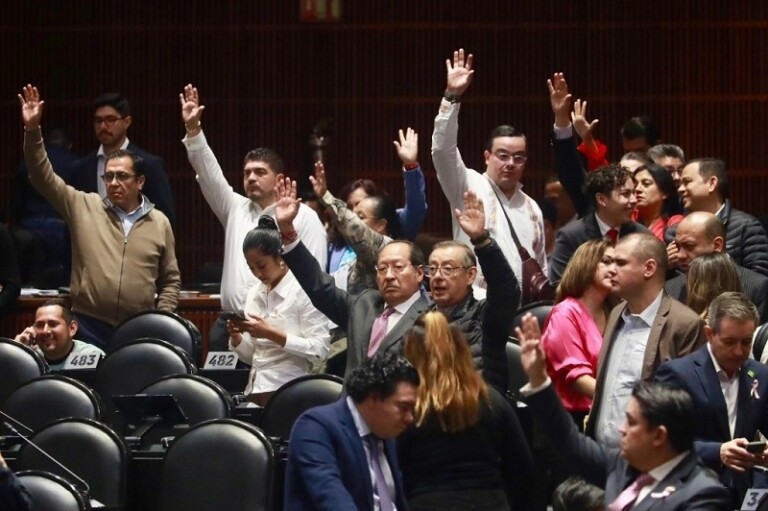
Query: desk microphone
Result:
<box><xmin>3</xmin><ymin>421</ymin><xmax>90</xmax><ymax>494</ymax></box>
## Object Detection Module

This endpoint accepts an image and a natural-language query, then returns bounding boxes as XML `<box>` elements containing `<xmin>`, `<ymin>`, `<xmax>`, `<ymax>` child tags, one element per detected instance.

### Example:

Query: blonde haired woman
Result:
<box><xmin>398</xmin><ymin>311</ymin><xmax>533</xmax><ymax>511</ymax></box>
<box><xmin>686</xmin><ymin>252</ymin><xmax>742</xmax><ymax>319</ymax></box>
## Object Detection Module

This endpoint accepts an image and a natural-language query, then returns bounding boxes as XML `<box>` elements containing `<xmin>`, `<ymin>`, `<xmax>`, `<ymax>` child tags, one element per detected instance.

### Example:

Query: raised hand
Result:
<box><xmin>516</xmin><ymin>313</ymin><xmax>548</xmax><ymax>387</ymax></box>
<box><xmin>393</xmin><ymin>127</ymin><xmax>418</xmax><ymax>165</ymax></box>
<box><xmin>547</xmin><ymin>72</ymin><xmax>572</xmax><ymax>128</ymax></box>
<box><xmin>454</xmin><ymin>191</ymin><xmax>486</xmax><ymax>239</ymax></box>
<box><xmin>18</xmin><ymin>84</ymin><xmax>44</xmax><ymax>129</ymax></box>
<box><xmin>309</xmin><ymin>161</ymin><xmax>328</xmax><ymax>198</ymax></box>
<box><xmin>445</xmin><ymin>48</ymin><xmax>475</xmax><ymax>96</ymax></box>
<box><xmin>571</xmin><ymin>99</ymin><xmax>599</xmax><ymax>141</ymax></box>
<box><xmin>274</xmin><ymin>177</ymin><xmax>301</xmax><ymax>230</ymax></box>
<box><xmin>179</xmin><ymin>84</ymin><xmax>205</xmax><ymax>129</ymax></box>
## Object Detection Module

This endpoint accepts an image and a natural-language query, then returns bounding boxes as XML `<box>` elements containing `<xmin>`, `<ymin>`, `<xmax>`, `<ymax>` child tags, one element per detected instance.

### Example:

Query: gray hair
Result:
<box><xmin>707</xmin><ymin>292</ymin><xmax>759</xmax><ymax>332</ymax></box>
<box><xmin>647</xmin><ymin>144</ymin><xmax>685</xmax><ymax>163</ymax></box>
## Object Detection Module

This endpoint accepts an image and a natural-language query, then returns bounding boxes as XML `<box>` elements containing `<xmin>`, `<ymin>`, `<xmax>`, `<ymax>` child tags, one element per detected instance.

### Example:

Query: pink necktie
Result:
<box><xmin>607</xmin><ymin>473</ymin><xmax>655</xmax><ymax>511</ymax></box>
<box><xmin>365</xmin><ymin>435</ymin><xmax>395</xmax><ymax>511</ymax></box>
<box><xmin>606</xmin><ymin>228</ymin><xmax>619</xmax><ymax>244</ymax></box>
<box><xmin>367</xmin><ymin>307</ymin><xmax>396</xmax><ymax>357</ymax></box>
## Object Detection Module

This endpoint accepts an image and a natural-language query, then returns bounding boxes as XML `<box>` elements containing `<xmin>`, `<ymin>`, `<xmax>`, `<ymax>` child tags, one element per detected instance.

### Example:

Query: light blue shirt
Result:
<box><xmin>595</xmin><ymin>290</ymin><xmax>664</xmax><ymax>447</ymax></box>
<box><xmin>107</xmin><ymin>194</ymin><xmax>150</xmax><ymax>237</ymax></box>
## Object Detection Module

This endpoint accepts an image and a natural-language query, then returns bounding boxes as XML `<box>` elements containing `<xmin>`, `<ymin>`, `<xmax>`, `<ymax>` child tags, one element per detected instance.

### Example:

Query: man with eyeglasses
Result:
<box><xmin>67</xmin><ymin>92</ymin><xmax>176</xmax><ymax>225</ymax></box>
<box><xmin>431</xmin><ymin>49</ymin><xmax>548</xmax><ymax>301</ymax></box>
<box><xmin>274</xmin><ymin>177</ymin><xmax>429</xmax><ymax>378</ymax></box>
<box><xmin>426</xmin><ymin>191</ymin><xmax>521</xmax><ymax>393</ymax></box>
<box><xmin>19</xmin><ymin>85</ymin><xmax>181</xmax><ymax>348</ymax></box>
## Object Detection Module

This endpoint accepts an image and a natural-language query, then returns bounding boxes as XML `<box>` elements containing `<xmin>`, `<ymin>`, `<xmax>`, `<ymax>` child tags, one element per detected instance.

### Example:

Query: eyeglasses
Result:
<box><xmin>101</xmin><ymin>171</ymin><xmax>136</xmax><ymax>183</ymax></box>
<box><xmin>494</xmin><ymin>151</ymin><xmax>527</xmax><ymax>165</ymax></box>
<box><xmin>373</xmin><ymin>263</ymin><xmax>413</xmax><ymax>276</ymax></box>
<box><xmin>93</xmin><ymin>116</ymin><xmax>125</xmax><ymax>127</ymax></box>
<box><xmin>424</xmin><ymin>265</ymin><xmax>472</xmax><ymax>277</ymax></box>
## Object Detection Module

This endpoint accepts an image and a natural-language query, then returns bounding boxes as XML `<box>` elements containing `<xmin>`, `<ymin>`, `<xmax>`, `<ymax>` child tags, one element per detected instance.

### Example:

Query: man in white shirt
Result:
<box><xmin>179</xmin><ymin>85</ymin><xmax>327</xmax><ymax>351</ymax></box>
<box><xmin>431</xmin><ymin>49</ymin><xmax>547</xmax><ymax>302</ymax></box>
<box><xmin>515</xmin><ymin>313</ymin><xmax>730</xmax><ymax>510</ymax></box>
<box><xmin>586</xmin><ymin>233</ymin><xmax>706</xmax><ymax>447</ymax></box>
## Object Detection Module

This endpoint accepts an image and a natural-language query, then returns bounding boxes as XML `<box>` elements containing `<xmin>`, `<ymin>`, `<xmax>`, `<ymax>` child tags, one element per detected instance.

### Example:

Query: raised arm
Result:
<box><xmin>548</xmin><ymin>73</ymin><xmax>590</xmax><ymax>217</ymax></box>
<box><xmin>572</xmin><ymin>99</ymin><xmax>608</xmax><ymax>171</ymax></box>
<box><xmin>431</xmin><ymin>49</ymin><xmax>474</xmax><ymax>207</ymax></box>
<box><xmin>393</xmin><ymin>127</ymin><xmax>427</xmax><ymax>240</ymax></box>
<box><xmin>179</xmin><ymin>84</ymin><xmax>237</xmax><ymax>225</ymax></box>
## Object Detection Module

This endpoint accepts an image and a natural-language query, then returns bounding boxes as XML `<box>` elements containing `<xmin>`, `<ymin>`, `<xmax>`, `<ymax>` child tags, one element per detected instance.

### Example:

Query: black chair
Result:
<box><xmin>192</xmin><ymin>261</ymin><xmax>223</xmax><ymax>294</ymax></box>
<box><xmin>110</xmin><ymin>310</ymin><xmax>201</xmax><ymax>364</ymax></box>
<box><xmin>1</xmin><ymin>375</ymin><xmax>102</xmax><ymax>433</ymax></box>
<box><xmin>754</xmin><ymin>322</ymin><xmax>768</xmax><ymax>362</ymax></box>
<box><xmin>140</xmin><ymin>374</ymin><xmax>232</xmax><ymax>426</ymax></box>
<box><xmin>512</xmin><ymin>300</ymin><xmax>554</xmax><ymax>332</ymax></box>
<box><xmin>15</xmin><ymin>470</ymin><xmax>90</xmax><ymax>511</ymax></box>
<box><xmin>160</xmin><ymin>419</ymin><xmax>273</xmax><ymax>511</ymax></box>
<box><xmin>261</xmin><ymin>374</ymin><xmax>344</xmax><ymax>440</ymax></box>
<box><xmin>505</xmin><ymin>340</ymin><xmax>528</xmax><ymax>402</ymax></box>
<box><xmin>14</xmin><ymin>418</ymin><xmax>129</xmax><ymax>509</ymax></box>
<box><xmin>0</xmin><ymin>337</ymin><xmax>48</xmax><ymax>405</ymax></box>
<box><xmin>93</xmin><ymin>338</ymin><xmax>195</xmax><ymax>429</ymax></box>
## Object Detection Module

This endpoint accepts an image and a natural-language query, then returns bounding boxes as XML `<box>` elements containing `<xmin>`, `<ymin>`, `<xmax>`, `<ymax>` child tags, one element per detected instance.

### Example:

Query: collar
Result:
<box><xmin>436</xmin><ymin>291</ymin><xmax>474</xmax><ymax>319</ymax></box>
<box><xmin>621</xmin><ymin>290</ymin><xmax>664</xmax><ymax>326</ymax></box>
<box><xmin>97</xmin><ymin>137</ymin><xmax>130</xmax><ymax>157</ymax></box>
<box><xmin>483</xmin><ymin>173</ymin><xmax>522</xmax><ymax>201</ymax></box>
<box><xmin>106</xmin><ymin>193</ymin><xmax>147</xmax><ymax>216</ymax></box>
<box><xmin>257</xmin><ymin>268</ymin><xmax>293</xmax><ymax>297</ymax></box>
<box><xmin>714</xmin><ymin>202</ymin><xmax>726</xmax><ymax>218</ymax></box>
<box><xmin>391</xmin><ymin>291</ymin><xmax>422</xmax><ymax>315</ymax></box>
<box><xmin>707</xmin><ymin>342</ymin><xmax>741</xmax><ymax>381</ymax></box>
<box><xmin>648</xmin><ymin>451</ymin><xmax>690</xmax><ymax>485</ymax></box>
<box><xmin>594</xmin><ymin>212</ymin><xmax>617</xmax><ymax>235</ymax></box>
<box><xmin>346</xmin><ymin>396</ymin><xmax>372</xmax><ymax>438</ymax></box>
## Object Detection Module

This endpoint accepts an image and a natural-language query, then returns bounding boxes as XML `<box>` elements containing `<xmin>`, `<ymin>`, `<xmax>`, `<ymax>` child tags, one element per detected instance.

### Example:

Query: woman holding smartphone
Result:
<box><xmin>226</xmin><ymin>217</ymin><xmax>330</xmax><ymax>406</ymax></box>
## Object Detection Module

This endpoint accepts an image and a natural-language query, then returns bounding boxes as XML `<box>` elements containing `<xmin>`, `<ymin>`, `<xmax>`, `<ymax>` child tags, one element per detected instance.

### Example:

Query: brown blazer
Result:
<box><xmin>585</xmin><ymin>292</ymin><xmax>706</xmax><ymax>438</ymax></box>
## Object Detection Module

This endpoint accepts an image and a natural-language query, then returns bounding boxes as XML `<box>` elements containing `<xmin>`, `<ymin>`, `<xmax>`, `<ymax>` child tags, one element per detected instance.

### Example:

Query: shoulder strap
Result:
<box><xmin>490</xmin><ymin>185</ymin><xmax>530</xmax><ymax>258</ymax></box>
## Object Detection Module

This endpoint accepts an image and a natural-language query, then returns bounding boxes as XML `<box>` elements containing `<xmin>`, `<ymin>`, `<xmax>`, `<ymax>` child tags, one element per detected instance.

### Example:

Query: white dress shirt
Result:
<box><xmin>708</xmin><ymin>343</ymin><xmax>740</xmax><ymax>438</ymax></box>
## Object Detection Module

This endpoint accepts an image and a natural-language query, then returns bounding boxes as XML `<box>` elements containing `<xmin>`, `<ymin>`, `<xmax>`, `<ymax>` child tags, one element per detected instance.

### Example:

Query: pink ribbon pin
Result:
<box><xmin>752</xmin><ymin>380</ymin><xmax>761</xmax><ymax>400</ymax></box>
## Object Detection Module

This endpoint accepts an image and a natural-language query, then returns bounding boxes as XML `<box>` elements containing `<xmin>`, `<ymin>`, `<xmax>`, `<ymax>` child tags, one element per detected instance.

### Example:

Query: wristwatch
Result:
<box><xmin>443</xmin><ymin>91</ymin><xmax>462</xmax><ymax>104</ymax></box>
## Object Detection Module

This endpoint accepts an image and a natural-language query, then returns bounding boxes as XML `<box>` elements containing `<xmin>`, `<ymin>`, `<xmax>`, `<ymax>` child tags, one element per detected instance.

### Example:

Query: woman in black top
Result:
<box><xmin>399</xmin><ymin>311</ymin><xmax>534</xmax><ymax>511</ymax></box>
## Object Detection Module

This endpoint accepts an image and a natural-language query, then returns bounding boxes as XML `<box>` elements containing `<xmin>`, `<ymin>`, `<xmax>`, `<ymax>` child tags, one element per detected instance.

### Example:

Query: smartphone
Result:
<box><xmin>219</xmin><ymin>310</ymin><xmax>246</xmax><ymax>322</ymax></box>
<box><xmin>746</xmin><ymin>440</ymin><xmax>767</xmax><ymax>453</ymax></box>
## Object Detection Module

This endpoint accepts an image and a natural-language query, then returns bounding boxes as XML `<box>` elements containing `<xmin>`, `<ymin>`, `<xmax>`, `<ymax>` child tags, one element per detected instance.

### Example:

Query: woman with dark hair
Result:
<box><xmin>633</xmin><ymin>163</ymin><xmax>684</xmax><ymax>240</ymax></box>
<box><xmin>398</xmin><ymin>311</ymin><xmax>533</xmax><ymax>511</ymax></box>
<box><xmin>226</xmin><ymin>216</ymin><xmax>330</xmax><ymax>406</ymax></box>
<box><xmin>541</xmin><ymin>239</ymin><xmax>616</xmax><ymax>427</ymax></box>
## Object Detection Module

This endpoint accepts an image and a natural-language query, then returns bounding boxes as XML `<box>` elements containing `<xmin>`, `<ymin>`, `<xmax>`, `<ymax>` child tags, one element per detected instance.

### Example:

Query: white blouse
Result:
<box><xmin>228</xmin><ymin>270</ymin><xmax>330</xmax><ymax>394</ymax></box>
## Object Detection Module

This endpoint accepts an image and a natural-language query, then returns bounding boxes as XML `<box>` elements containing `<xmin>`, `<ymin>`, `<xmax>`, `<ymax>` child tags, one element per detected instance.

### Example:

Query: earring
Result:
<box><xmin>279</xmin><ymin>261</ymin><xmax>286</xmax><ymax>269</ymax></box>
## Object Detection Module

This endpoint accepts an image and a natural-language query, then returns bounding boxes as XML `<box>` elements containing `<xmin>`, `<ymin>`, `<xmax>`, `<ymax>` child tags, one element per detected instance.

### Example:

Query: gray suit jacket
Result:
<box><xmin>586</xmin><ymin>293</ymin><xmax>707</xmax><ymax>438</ymax></box>
<box><xmin>284</xmin><ymin>241</ymin><xmax>429</xmax><ymax>377</ymax></box>
<box><xmin>665</xmin><ymin>264</ymin><xmax>768</xmax><ymax>324</ymax></box>
<box><xmin>526</xmin><ymin>385</ymin><xmax>731</xmax><ymax>510</ymax></box>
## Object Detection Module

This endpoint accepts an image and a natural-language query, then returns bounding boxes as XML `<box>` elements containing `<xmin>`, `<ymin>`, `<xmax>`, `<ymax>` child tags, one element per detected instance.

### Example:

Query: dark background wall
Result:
<box><xmin>2</xmin><ymin>2</ymin><xmax>767</xmax><ymax>285</ymax></box>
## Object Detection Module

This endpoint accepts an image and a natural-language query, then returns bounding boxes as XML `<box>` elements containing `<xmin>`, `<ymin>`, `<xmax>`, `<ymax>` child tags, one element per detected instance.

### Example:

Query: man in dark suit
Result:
<box><xmin>285</xmin><ymin>352</ymin><xmax>419</xmax><ymax>511</ymax></box>
<box><xmin>275</xmin><ymin>178</ymin><xmax>429</xmax><ymax>377</ymax></box>
<box><xmin>515</xmin><ymin>313</ymin><xmax>731</xmax><ymax>510</ymax></box>
<box><xmin>656</xmin><ymin>292</ymin><xmax>768</xmax><ymax>506</ymax></box>
<box><xmin>68</xmin><ymin>93</ymin><xmax>175</xmax><ymax>225</ymax></box>
<box><xmin>586</xmin><ymin>233</ymin><xmax>706</xmax><ymax>446</ymax></box>
<box><xmin>666</xmin><ymin>211</ymin><xmax>768</xmax><ymax>323</ymax></box>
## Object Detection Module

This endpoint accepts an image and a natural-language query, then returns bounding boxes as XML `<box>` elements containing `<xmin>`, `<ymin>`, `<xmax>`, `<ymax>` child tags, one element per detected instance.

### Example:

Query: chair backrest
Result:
<box><xmin>0</xmin><ymin>338</ymin><xmax>48</xmax><ymax>405</ymax></box>
<box><xmin>140</xmin><ymin>374</ymin><xmax>232</xmax><ymax>426</ymax></box>
<box><xmin>261</xmin><ymin>374</ymin><xmax>344</xmax><ymax>439</ymax></box>
<box><xmin>110</xmin><ymin>310</ymin><xmax>201</xmax><ymax>364</ymax></box>
<box><xmin>754</xmin><ymin>321</ymin><xmax>768</xmax><ymax>362</ymax></box>
<box><xmin>93</xmin><ymin>338</ymin><xmax>195</xmax><ymax>427</ymax></box>
<box><xmin>160</xmin><ymin>419</ymin><xmax>273</xmax><ymax>511</ymax></box>
<box><xmin>505</xmin><ymin>340</ymin><xmax>528</xmax><ymax>401</ymax></box>
<box><xmin>2</xmin><ymin>375</ymin><xmax>102</xmax><ymax>433</ymax></box>
<box><xmin>15</xmin><ymin>418</ymin><xmax>129</xmax><ymax>509</ymax></box>
<box><xmin>512</xmin><ymin>300</ymin><xmax>554</xmax><ymax>333</ymax></box>
<box><xmin>15</xmin><ymin>470</ymin><xmax>90</xmax><ymax>511</ymax></box>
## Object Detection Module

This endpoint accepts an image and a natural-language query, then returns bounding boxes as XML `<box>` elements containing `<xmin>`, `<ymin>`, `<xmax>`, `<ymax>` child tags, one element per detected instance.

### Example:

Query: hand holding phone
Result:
<box><xmin>747</xmin><ymin>440</ymin><xmax>767</xmax><ymax>454</ymax></box>
<box><xmin>219</xmin><ymin>310</ymin><xmax>246</xmax><ymax>322</ymax></box>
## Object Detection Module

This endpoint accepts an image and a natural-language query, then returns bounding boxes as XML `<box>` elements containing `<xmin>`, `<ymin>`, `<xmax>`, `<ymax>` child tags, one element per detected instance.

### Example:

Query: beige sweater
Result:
<box><xmin>24</xmin><ymin>128</ymin><xmax>181</xmax><ymax>325</ymax></box>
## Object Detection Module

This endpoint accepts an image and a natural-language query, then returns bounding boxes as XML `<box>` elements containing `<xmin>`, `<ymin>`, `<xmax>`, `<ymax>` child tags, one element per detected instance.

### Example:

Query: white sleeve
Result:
<box><xmin>295</xmin><ymin>205</ymin><xmax>328</xmax><ymax>271</ymax></box>
<box><xmin>282</xmin><ymin>292</ymin><xmax>331</xmax><ymax>364</ymax></box>
<box><xmin>431</xmin><ymin>99</ymin><xmax>470</xmax><ymax>208</ymax></box>
<box><xmin>182</xmin><ymin>131</ymin><xmax>238</xmax><ymax>226</ymax></box>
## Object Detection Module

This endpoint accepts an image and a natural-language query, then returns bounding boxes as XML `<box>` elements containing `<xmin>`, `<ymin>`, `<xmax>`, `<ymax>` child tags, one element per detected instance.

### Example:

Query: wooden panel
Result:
<box><xmin>2</xmin><ymin>1</ymin><xmax>768</xmax><ymax>287</ymax></box>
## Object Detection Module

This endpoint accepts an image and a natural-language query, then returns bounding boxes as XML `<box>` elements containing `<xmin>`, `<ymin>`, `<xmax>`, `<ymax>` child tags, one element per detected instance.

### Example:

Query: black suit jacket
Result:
<box><xmin>284</xmin><ymin>241</ymin><xmax>430</xmax><ymax>377</ymax></box>
<box><xmin>526</xmin><ymin>385</ymin><xmax>730</xmax><ymax>509</ymax></box>
<box><xmin>665</xmin><ymin>263</ymin><xmax>768</xmax><ymax>323</ymax></box>
<box><xmin>68</xmin><ymin>142</ymin><xmax>176</xmax><ymax>225</ymax></box>
<box><xmin>549</xmin><ymin>212</ymin><xmax>648</xmax><ymax>287</ymax></box>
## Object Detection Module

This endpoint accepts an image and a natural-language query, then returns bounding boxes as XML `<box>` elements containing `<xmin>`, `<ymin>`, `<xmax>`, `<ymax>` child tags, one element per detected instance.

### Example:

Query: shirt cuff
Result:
<box><xmin>282</xmin><ymin>239</ymin><xmax>300</xmax><ymax>253</ymax></box>
<box><xmin>520</xmin><ymin>377</ymin><xmax>552</xmax><ymax>397</ymax></box>
<box><xmin>182</xmin><ymin>130</ymin><xmax>207</xmax><ymax>149</ymax></box>
<box><xmin>553</xmin><ymin>124</ymin><xmax>574</xmax><ymax>140</ymax></box>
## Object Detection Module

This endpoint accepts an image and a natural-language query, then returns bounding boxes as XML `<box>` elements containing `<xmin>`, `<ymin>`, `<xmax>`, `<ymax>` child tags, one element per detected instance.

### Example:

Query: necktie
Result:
<box><xmin>606</xmin><ymin>228</ymin><xmax>619</xmax><ymax>244</ymax></box>
<box><xmin>365</xmin><ymin>435</ymin><xmax>395</xmax><ymax>511</ymax></box>
<box><xmin>607</xmin><ymin>473</ymin><xmax>655</xmax><ymax>511</ymax></box>
<box><xmin>368</xmin><ymin>307</ymin><xmax>396</xmax><ymax>357</ymax></box>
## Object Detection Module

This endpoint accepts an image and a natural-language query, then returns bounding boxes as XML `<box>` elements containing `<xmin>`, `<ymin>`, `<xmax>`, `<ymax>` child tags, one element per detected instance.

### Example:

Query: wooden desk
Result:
<box><xmin>4</xmin><ymin>294</ymin><xmax>221</xmax><ymax>358</ymax></box>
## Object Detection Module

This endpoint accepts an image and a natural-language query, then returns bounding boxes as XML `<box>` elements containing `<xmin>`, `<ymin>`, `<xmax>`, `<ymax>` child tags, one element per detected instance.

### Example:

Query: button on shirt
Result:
<box><xmin>708</xmin><ymin>343</ymin><xmax>739</xmax><ymax>438</ymax></box>
<box><xmin>97</xmin><ymin>138</ymin><xmax>130</xmax><ymax>198</ymax></box>
<box><xmin>596</xmin><ymin>291</ymin><xmax>664</xmax><ymax>447</ymax></box>
<box><xmin>346</xmin><ymin>397</ymin><xmax>398</xmax><ymax>511</ymax></box>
